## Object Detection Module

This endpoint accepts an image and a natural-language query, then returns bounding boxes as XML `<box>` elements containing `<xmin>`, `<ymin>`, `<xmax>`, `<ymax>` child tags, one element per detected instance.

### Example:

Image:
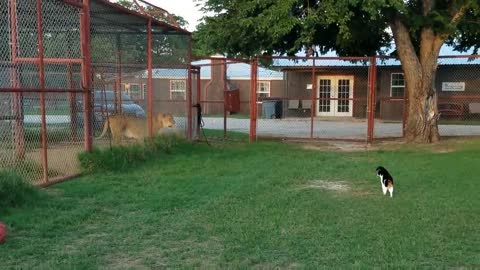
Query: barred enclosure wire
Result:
<box><xmin>0</xmin><ymin>0</ymin><xmax>193</xmax><ymax>184</ymax></box>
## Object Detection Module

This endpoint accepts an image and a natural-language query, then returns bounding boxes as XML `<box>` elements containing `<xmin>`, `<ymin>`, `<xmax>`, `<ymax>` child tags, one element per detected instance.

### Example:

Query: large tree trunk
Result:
<box><xmin>403</xmin><ymin>67</ymin><xmax>440</xmax><ymax>143</ymax></box>
<box><xmin>390</xmin><ymin>16</ymin><xmax>443</xmax><ymax>143</ymax></box>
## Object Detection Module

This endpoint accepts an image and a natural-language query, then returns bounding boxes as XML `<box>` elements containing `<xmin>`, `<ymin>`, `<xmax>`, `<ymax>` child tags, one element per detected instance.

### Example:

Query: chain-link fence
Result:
<box><xmin>191</xmin><ymin>57</ymin><xmax>252</xmax><ymax>142</ymax></box>
<box><xmin>253</xmin><ymin>56</ymin><xmax>372</xmax><ymax>141</ymax></box>
<box><xmin>0</xmin><ymin>0</ymin><xmax>84</xmax><ymax>184</ymax></box>
<box><xmin>89</xmin><ymin>0</ymin><xmax>191</xmax><ymax>148</ymax></box>
<box><xmin>0</xmin><ymin>0</ymin><xmax>192</xmax><ymax>185</ymax></box>
<box><xmin>190</xmin><ymin>55</ymin><xmax>480</xmax><ymax>143</ymax></box>
<box><xmin>3</xmin><ymin>2</ymin><xmax>479</xmax><ymax>185</ymax></box>
<box><xmin>432</xmin><ymin>56</ymin><xmax>480</xmax><ymax>137</ymax></box>
<box><xmin>373</xmin><ymin>55</ymin><xmax>480</xmax><ymax>139</ymax></box>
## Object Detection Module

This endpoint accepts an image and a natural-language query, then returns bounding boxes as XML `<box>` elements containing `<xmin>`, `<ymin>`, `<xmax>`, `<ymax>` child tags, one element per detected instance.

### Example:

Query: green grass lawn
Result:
<box><xmin>1</xmin><ymin>139</ymin><xmax>479</xmax><ymax>268</ymax></box>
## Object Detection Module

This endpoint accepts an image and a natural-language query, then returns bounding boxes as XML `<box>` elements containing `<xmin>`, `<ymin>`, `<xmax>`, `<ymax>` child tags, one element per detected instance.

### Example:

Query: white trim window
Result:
<box><xmin>391</xmin><ymin>73</ymin><xmax>405</xmax><ymax>98</ymax></box>
<box><xmin>170</xmin><ymin>80</ymin><xmax>186</xmax><ymax>100</ymax></box>
<box><xmin>257</xmin><ymin>81</ymin><xmax>270</xmax><ymax>98</ymax></box>
<box><xmin>142</xmin><ymin>83</ymin><xmax>147</xmax><ymax>99</ymax></box>
<box><xmin>128</xmin><ymin>83</ymin><xmax>143</xmax><ymax>100</ymax></box>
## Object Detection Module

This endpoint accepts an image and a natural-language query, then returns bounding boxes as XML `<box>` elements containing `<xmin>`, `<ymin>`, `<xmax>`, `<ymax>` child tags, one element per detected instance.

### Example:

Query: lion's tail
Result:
<box><xmin>97</xmin><ymin>118</ymin><xmax>110</xmax><ymax>139</ymax></box>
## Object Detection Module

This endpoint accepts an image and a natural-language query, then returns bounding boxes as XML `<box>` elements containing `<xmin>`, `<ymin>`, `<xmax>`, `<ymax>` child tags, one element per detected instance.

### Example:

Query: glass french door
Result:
<box><xmin>317</xmin><ymin>76</ymin><xmax>354</xmax><ymax>117</ymax></box>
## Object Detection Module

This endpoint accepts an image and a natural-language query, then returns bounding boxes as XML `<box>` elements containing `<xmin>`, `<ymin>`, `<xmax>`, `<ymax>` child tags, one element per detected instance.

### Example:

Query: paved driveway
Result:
<box><xmin>13</xmin><ymin>115</ymin><xmax>480</xmax><ymax>140</ymax></box>
<box><xmin>23</xmin><ymin>115</ymin><xmax>71</xmax><ymax>124</ymax></box>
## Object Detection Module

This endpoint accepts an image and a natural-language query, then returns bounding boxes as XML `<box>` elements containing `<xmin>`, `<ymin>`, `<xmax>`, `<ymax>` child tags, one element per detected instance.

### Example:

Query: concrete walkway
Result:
<box><xmin>202</xmin><ymin>117</ymin><xmax>480</xmax><ymax>139</ymax></box>
<box><xmin>18</xmin><ymin>115</ymin><xmax>480</xmax><ymax>140</ymax></box>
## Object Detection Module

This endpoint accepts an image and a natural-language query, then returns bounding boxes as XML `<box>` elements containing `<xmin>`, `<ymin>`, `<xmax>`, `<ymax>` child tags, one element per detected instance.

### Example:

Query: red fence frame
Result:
<box><xmin>245</xmin><ymin>54</ymin><xmax>480</xmax><ymax>143</ymax></box>
<box><xmin>2</xmin><ymin>0</ymin><xmax>91</xmax><ymax>183</ymax></box>
<box><xmin>251</xmin><ymin>55</ymin><xmax>373</xmax><ymax>142</ymax></box>
<box><xmin>1</xmin><ymin>0</ymin><xmax>193</xmax><ymax>184</ymax></box>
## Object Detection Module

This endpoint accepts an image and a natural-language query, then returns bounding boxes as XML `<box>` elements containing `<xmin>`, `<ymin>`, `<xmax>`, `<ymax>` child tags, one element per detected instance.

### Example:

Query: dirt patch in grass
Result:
<box><xmin>297</xmin><ymin>179</ymin><xmax>376</xmax><ymax>197</ymax></box>
<box><xmin>44</xmin><ymin>188</ymin><xmax>64</xmax><ymax>197</ymax></box>
<box><xmin>296</xmin><ymin>137</ymin><xmax>480</xmax><ymax>153</ymax></box>
<box><xmin>300</xmin><ymin>180</ymin><xmax>351</xmax><ymax>192</ymax></box>
<box><xmin>301</xmin><ymin>142</ymin><xmax>372</xmax><ymax>152</ymax></box>
<box><xmin>431</xmin><ymin>147</ymin><xmax>456</xmax><ymax>153</ymax></box>
<box><xmin>25</xmin><ymin>142</ymin><xmax>82</xmax><ymax>179</ymax></box>
<box><xmin>104</xmin><ymin>254</ymin><xmax>152</xmax><ymax>270</ymax></box>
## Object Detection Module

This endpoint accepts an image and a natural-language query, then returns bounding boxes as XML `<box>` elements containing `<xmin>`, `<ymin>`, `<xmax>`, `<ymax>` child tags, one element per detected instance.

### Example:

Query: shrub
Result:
<box><xmin>0</xmin><ymin>171</ymin><xmax>39</xmax><ymax>210</ymax></box>
<box><xmin>78</xmin><ymin>134</ymin><xmax>186</xmax><ymax>173</ymax></box>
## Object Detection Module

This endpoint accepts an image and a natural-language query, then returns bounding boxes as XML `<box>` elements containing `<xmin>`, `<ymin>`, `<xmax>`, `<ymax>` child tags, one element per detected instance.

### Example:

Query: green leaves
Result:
<box><xmin>194</xmin><ymin>0</ymin><xmax>480</xmax><ymax>57</ymax></box>
<box><xmin>194</xmin><ymin>0</ymin><xmax>302</xmax><ymax>57</ymax></box>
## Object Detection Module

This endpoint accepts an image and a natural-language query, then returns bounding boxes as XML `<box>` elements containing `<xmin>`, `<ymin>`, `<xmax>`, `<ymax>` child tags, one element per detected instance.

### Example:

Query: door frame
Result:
<box><xmin>316</xmin><ymin>75</ymin><xmax>354</xmax><ymax>117</ymax></box>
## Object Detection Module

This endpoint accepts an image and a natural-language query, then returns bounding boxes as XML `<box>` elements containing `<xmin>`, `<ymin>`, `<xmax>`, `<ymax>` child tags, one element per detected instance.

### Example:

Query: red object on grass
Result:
<box><xmin>0</xmin><ymin>222</ymin><xmax>7</xmax><ymax>244</ymax></box>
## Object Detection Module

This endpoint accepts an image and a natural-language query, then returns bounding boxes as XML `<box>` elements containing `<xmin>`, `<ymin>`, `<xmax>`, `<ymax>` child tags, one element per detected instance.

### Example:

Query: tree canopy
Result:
<box><xmin>193</xmin><ymin>0</ymin><xmax>480</xmax><ymax>58</ymax></box>
<box><xmin>116</xmin><ymin>0</ymin><xmax>189</xmax><ymax>29</ymax></box>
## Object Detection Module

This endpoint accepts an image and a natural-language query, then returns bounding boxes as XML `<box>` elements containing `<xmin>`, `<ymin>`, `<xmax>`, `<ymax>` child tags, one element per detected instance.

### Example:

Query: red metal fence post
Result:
<box><xmin>249</xmin><ymin>59</ymin><xmax>258</xmax><ymax>142</ymax></box>
<box><xmin>80</xmin><ymin>0</ymin><xmax>92</xmax><ymax>152</ymax></box>
<box><xmin>9</xmin><ymin>0</ymin><xmax>25</xmax><ymax>161</ymax></box>
<box><xmin>147</xmin><ymin>19</ymin><xmax>153</xmax><ymax>138</ymax></box>
<box><xmin>67</xmin><ymin>63</ymin><xmax>78</xmax><ymax>141</ymax></box>
<box><xmin>196</xmin><ymin>66</ymin><xmax>201</xmax><ymax>139</ymax></box>
<box><xmin>310</xmin><ymin>58</ymin><xmax>316</xmax><ymax>139</ymax></box>
<box><xmin>367</xmin><ymin>56</ymin><xmax>377</xmax><ymax>143</ymax></box>
<box><xmin>36</xmin><ymin>0</ymin><xmax>49</xmax><ymax>183</ymax></box>
<box><xmin>187</xmin><ymin>64</ymin><xmax>193</xmax><ymax>140</ymax></box>
<box><xmin>115</xmin><ymin>35</ymin><xmax>122</xmax><ymax>114</ymax></box>
<box><xmin>186</xmin><ymin>35</ymin><xmax>193</xmax><ymax>140</ymax></box>
<box><xmin>223</xmin><ymin>59</ymin><xmax>227</xmax><ymax>139</ymax></box>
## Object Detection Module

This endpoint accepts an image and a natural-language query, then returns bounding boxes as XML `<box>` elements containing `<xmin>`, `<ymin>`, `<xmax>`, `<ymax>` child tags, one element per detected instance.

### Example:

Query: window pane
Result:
<box><xmin>257</xmin><ymin>82</ymin><xmax>270</xmax><ymax>97</ymax></box>
<box><xmin>319</xmin><ymin>79</ymin><xmax>331</xmax><ymax>112</ymax></box>
<box><xmin>171</xmin><ymin>80</ymin><xmax>186</xmax><ymax>91</ymax></box>
<box><xmin>257</xmin><ymin>92</ymin><xmax>269</xmax><ymax>99</ymax></box>
<box><xmin>170</xmin><ymin>80</ymin><xmax>186</xmax><ymax>100</ymax></box>
<box><xmin>337</xmin><ymin>79</ymin><xmax>350</xmax><ymax>112</ymax></box>
<box><xmin>391</xmin><ymin>73</ymin><xmax>405</xmax><ymax>97</ymax></box>
<box><xmin>391</xmin><ymin>87</ymin><xmax>405</xmax><ymax>98</ymax></box>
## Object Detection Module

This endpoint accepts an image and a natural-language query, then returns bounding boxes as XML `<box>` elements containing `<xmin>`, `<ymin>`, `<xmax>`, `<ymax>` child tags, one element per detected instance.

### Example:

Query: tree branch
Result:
<box><xmin>422</xmin><ymin>0</ymin><xmax>435</xmax><ymax>16</ymax></box>
<box><xmin>450</xmin><ymin>4</ymin><xmax>468</xmax><ymax>25</ymax></box>
<box><xmin>390</xmin><ymin>15</ymin><xmax>420</xmax><ymax>71</ymax></box>
<box><xmin>420</xmin><ymin>27</ymin><xmax>444</xmax><ymax>65</ymax></box>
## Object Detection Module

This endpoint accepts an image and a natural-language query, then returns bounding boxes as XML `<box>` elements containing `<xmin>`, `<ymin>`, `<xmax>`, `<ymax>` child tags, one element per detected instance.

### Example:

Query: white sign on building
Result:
<box><xmin>442</xmin><ymin>82</ymin><xmax>465</xmax><ymax>91</ymax></box>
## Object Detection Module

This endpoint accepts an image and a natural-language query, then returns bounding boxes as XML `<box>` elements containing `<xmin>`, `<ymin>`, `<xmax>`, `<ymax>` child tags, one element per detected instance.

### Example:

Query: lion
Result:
<box><xmin>97</xmin><ymin>113</ymin><xmax>176</xmax><ymax>144</ymax></box>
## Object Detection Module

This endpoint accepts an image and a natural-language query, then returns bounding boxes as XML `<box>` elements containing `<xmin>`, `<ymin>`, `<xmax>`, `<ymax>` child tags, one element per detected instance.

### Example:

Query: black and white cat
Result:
<box><xmin>376</xmin><ymin>166</ymin><xmax>394</xmax><ymax>198</ymax></box>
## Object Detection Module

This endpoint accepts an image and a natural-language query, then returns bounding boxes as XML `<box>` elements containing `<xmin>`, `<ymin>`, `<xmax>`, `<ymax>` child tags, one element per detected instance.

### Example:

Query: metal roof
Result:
<box><xmin>139</xmin><ymin>59</ymin><xmax>284</xmax><ymax>80</ymax></box>
<box><xmin>274</xmin><ymin>45</ymin><xmax>480</xmax><ymax>69</ymax></box>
